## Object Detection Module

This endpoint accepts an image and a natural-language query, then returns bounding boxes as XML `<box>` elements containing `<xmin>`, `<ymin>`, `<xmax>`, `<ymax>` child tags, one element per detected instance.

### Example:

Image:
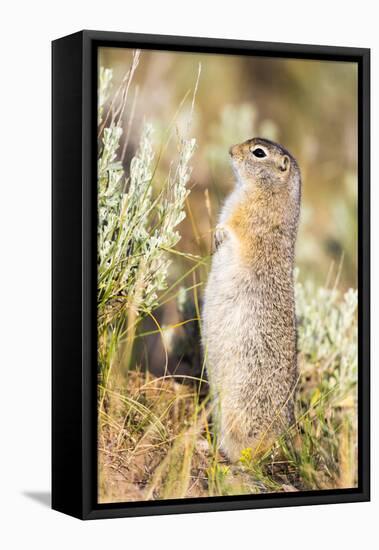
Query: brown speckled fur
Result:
<box><xmin>202</xmin><ymin>138</ymin><xmax>301</xmax><ymax>462</ymax></box>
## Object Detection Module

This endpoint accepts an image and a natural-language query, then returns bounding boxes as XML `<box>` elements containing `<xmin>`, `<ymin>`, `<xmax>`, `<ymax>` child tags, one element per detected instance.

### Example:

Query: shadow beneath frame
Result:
<box><xmin>22</xmin><ymin>491</ymin><xmax>51</xmax><ymax>508</ymax></box>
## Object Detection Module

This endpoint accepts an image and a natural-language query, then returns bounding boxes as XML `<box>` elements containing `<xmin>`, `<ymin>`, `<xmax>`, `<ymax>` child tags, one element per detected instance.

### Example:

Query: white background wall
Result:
<box><xmin>1</xmin><ymin>1</ymin><xmax>376</xmax><ymax>548</ymax></box>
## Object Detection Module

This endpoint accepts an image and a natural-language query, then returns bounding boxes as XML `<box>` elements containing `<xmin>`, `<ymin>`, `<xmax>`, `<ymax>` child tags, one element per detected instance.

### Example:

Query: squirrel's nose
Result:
<box><xmin>229</xmin><ymin>144</ymin><xmax>237</xmax><ymax>156</ymax></box>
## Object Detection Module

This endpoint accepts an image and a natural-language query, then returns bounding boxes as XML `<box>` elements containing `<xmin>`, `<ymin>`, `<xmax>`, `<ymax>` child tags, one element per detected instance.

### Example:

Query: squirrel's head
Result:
<box><xmin>229</xmin><ymin>137</ymin><xmax>301</xmax><ymax>204</ymax></box>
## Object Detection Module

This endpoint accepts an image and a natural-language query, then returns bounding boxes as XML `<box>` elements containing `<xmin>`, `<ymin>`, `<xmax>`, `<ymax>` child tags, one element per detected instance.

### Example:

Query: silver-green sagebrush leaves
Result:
<box><xmin>97</xmin><ymin>68</ymin><xmax>196</xmax><ymax>358</ymax></box>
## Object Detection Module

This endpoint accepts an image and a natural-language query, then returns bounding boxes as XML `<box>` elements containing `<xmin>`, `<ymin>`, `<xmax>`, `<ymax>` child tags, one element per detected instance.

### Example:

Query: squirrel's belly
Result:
<box><xmin>202</xmin><ymin>246</ymin><xmax>296</xmax><ymax>462</ymax></box>
<box><xmin>202</xmin><ymin>246</ymin><xmax>258</xmax><ymax>357</ymax></box>
<box><xmin>202</xmin><ymin>247</ymin><xmax>261</xmax><ymax>402</ymax></box>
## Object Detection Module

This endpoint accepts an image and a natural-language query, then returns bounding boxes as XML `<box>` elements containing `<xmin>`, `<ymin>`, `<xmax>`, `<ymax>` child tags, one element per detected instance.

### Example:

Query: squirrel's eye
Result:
<box><xmin>252</xmin><ymin>147</ymin><xmax>267</xmax><ymax>158</ymax></box>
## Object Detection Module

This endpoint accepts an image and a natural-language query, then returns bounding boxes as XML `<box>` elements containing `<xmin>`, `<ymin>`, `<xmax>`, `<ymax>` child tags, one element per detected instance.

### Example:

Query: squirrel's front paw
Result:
<box><xmin>213</xmin><ymin>225</ymin><xmax>228</xmax><ymax>252</ymax></box>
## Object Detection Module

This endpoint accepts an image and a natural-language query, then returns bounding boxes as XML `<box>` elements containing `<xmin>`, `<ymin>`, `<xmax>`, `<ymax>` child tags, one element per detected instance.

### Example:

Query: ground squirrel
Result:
<box><xmin>202</xmin><ymin>137</ymin><xmax>301</xmax><ymax>462</ymax></box>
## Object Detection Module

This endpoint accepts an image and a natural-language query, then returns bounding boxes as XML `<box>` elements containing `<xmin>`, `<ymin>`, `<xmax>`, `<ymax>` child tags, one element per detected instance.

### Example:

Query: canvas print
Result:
<box><xmin>97</xmin><ymin>47</ymin><xmax>358</xmax><ymax>504</ymax></box>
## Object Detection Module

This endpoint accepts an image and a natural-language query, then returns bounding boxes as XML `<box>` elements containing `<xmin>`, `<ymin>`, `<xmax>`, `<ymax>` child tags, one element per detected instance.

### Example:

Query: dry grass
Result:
<box><xmin>98</xmin><ymin>278</ymin><xmax>358</xmax><ymax>503</ymax></box>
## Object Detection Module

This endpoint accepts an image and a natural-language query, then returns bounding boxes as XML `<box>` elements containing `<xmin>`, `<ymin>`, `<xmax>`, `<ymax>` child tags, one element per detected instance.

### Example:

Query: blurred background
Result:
<box><xmin>100</xmin><ymin>46</ymin><xmax>358</xmax><ymax>290</ymax></box>
<box><xmin>99</xmin><ymin>47</ymin><xmax>358</xmax><ymax>376</ymax></box>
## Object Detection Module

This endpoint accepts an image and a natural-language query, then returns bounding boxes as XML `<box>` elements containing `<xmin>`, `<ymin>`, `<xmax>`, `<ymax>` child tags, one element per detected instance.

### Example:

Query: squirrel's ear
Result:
<box><xmin>279</xmin><ymin>155</ymin><xmax>290</xmax><ymax>172</ymax></box>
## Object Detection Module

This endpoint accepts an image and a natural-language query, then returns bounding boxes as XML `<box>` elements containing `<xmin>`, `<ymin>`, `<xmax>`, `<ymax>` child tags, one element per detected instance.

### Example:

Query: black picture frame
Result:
<box><xmin>52</xmin><ymin>30</ymin><xmax>370</xmax><ymax>520</ymax></box>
